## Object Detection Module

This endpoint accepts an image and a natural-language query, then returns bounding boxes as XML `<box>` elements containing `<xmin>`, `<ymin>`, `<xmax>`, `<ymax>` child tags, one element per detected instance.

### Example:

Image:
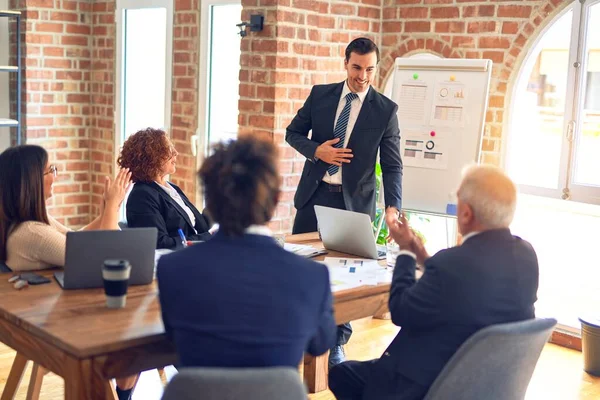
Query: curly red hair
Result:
<box><xmin>117</xmin><ymin>128</ymin><xmax>173</xmax><ymax>183</ymax></box>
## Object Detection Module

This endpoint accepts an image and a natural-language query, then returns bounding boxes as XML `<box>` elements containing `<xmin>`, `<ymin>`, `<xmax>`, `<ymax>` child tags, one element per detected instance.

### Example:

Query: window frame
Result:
<box><xmin>504</xmin><ymin>0</ymin><xmax>600</xmax><ymax>205</ymax></box>
<box><xmin>114</xmin><ymin>0</ymin><xmax>174</xmax><ymax>162</ymax></box>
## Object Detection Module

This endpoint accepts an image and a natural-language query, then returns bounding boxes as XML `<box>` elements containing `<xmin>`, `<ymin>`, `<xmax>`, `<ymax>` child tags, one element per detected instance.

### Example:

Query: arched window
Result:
<box><xmin>507</xmin><ymin>0</ymin><xmax>600</xmax><ymax>331</ymax></box>
<box><xmin>506</xmin><ymin>1</ymin><xmax>600</xmax><ymax>202</ymax></box>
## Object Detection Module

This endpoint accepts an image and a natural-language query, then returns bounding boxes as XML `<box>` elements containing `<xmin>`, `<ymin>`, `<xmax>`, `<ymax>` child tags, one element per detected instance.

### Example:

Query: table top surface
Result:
<box><xmin>0</xmin><ymin>232</ymin><xmax>391</xmax><ymax>358</ymax></box>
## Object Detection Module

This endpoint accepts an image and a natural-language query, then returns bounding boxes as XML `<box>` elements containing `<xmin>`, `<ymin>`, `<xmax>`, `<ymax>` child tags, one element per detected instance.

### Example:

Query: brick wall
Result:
<box><xmin>89</xmin><ymin>1</ymin><xmax>115</xmax><ymax>217</ymax></box>
<box><xmin>15</xmin><ymin>0</ymin><xmax>93</xmax><ymax>227</ymax></box>
<box><xmin>169</xmin><ymin>0</ymin><xmax>200</xmax><ymax>197</ymax></box>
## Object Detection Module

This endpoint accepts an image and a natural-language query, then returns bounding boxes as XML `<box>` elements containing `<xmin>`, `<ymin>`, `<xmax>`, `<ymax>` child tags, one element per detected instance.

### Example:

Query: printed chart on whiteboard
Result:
<box><xmin>397</xmin><ymin>80</ymin><xmax>428</xmax><ymax>125</ymax></box>
<box><xmin>402</xmin><ymin>131</ymin><xmax>448</xmax><ymax>170</ymax></box>
<box><xmin>431</xmin><ymin>80</ymin><xmax>467</xmax><ymax>127</ymax></box>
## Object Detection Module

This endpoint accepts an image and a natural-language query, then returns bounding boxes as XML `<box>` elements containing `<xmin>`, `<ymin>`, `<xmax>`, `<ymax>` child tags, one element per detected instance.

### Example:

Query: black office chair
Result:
<box><xmin>0</xmin><ymin>262</ymin><xmax>11</xmax><ymax>273</ymax></box>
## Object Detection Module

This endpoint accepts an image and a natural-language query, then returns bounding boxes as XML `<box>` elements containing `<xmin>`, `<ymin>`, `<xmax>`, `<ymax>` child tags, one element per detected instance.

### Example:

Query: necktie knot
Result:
<box><xmin>345</xmin><ymin>92</ymin><xmax>358</xmax><ymax>103</ymax></box>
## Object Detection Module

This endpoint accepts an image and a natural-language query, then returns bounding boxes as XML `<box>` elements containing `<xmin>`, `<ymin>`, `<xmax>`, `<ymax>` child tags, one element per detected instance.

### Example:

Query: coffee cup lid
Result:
<box><xmin>103</xmin><ymin>259</ymin><xmax>130</xmax><ymax>270</ymax></box>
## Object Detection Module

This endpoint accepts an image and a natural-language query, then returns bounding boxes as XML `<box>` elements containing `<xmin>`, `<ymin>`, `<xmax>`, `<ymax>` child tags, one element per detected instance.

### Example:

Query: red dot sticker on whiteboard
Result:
<box><xmin>430</xmin><ymin>131</ymin><xmax>436</xmax><ymax>137</ymax></box>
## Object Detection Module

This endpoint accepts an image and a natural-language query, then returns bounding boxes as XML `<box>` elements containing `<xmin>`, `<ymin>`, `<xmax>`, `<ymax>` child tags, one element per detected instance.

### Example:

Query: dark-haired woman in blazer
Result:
<box><xmin>118</xmin><ymin>128</ymin><xmax>213</xmax><ymax>249</ymax></box>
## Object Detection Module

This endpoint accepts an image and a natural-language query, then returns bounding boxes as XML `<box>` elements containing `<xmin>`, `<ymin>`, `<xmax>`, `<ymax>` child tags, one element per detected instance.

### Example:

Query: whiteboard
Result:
<box><xmin>389</xmin><ymin>58</ymin><xmax>492</xmax><ymax>216</ymax></box>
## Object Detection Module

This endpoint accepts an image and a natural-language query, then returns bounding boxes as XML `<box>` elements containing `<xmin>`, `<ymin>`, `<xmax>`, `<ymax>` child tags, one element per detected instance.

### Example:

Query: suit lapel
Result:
<box><xmin>151</xmin><ymin>182</ymin><xmax>195</xmax><ymax>231</ymax></box>
<box><xmin>323</xmin><ymin>82</ymin><xmax>345</xmax><ymax>140</ymax></box>
<box><xmin>347</xmin><ymin>86</ymin><xmax>374</xmax><ymax>150</ymax></box>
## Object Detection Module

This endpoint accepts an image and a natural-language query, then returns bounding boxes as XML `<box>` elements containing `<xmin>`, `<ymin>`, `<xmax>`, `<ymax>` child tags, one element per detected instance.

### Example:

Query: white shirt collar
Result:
<box><xmin>342</xmin><ymin>80</ymin><xmax>369</xmax><ymax>103</ymax></box>
<box><xmin>461</xmin><ymin>231</ymin><xmax>481</xmax><ymax>243</ymax></box>
<box><xmin>244</xmin><ymin>225</ymin><xmax>272</xmax><ymax>237</ymax></box>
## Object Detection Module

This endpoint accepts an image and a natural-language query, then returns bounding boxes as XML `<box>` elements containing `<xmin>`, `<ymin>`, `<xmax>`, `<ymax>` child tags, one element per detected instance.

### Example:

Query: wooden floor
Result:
<box><xmin>0</xmin><ymin>317</ymin><xmax>598</xmax><ymax>399</ymax></box>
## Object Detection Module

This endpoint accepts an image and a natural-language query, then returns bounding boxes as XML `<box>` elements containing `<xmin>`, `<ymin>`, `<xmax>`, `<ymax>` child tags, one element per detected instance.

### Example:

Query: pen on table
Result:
<box><xmin>177</xmin><ymin>229</ymin><xmax>188</xmax><ymax>248</ymax></box>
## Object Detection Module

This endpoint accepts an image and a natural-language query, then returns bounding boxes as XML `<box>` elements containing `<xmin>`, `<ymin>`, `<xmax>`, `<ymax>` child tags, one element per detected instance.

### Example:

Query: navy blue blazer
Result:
<box><xmin>157</xmin><ymin>231</ymin><xmax>337</xmax><ymax>368</ymax></box>
<box><xmin>378</xmin><ymin>229</ymin><xmax>539</xmax><ymax>394</ymax></box>
<box><xmin>286</xmin><ymin>82</ymin><xmax>403</xmax><ymax>219</ymax></box>
<box><xmin>126</xmin><ymin>181</ymin><xmax>211</xmax><ymax>250</ymax></box>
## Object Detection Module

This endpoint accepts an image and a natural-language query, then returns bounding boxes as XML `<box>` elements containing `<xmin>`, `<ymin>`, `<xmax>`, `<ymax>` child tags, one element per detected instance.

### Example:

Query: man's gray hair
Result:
<box><xmin>457</xmin><ymin>164</ymin><xmax>517</xmax><ymax>229</ymax></box>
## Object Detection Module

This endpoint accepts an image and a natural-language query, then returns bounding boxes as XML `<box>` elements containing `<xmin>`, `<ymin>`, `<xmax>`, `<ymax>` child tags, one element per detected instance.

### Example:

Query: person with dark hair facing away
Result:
<box><xmin>286</xmin><ymin>37</ymin><xmax>404</xmax><ymax>367</ymax></box>
<box><xmin>329</xmin><ymin>165</ymin><xmax>539</xmax><ymax>400</ymax></box>
<box><xmin>118</xmin><ymin>128</ymin><xmax>213</xmax><ymax>249</ymax></box>
<box><xmin>0</xmin><ymin>145</ymin><xmax>138</xmax><ymax>400</ymax></box>
<box><xmin>157</xmin><ymin>136</ymin><xmax>336</xmax><ymax>369</ymax></box>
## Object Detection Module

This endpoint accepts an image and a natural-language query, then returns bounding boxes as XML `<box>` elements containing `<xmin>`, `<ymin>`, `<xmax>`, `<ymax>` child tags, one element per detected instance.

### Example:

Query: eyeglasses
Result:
<box><xmin>44</xmin><ymin>165</ymin><xmax>57</xmax><ymax>177</ymax></box>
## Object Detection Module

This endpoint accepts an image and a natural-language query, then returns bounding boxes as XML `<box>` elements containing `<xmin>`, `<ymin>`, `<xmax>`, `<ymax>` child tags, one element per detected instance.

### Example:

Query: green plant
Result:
<box><xmin>372</xmin><ymin>163</ymin><xmax>427</xmax><ymax>246</ymax></box>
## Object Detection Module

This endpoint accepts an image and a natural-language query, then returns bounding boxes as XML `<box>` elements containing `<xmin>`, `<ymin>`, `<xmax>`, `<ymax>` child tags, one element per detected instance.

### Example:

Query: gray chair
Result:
<box><xmin>423</xmin><ymin>318</ymin><xmax>557</xmax><ymax>400</ymax></box>
<box><xmin>161</xmin><ymin>367</ymin><xmax>306</xmax><ymax>400</ymax></box>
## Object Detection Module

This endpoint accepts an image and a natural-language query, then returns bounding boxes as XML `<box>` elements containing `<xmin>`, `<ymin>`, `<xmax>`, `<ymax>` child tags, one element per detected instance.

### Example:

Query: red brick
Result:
<box><xmin>479</xmin><ymin>5</ymin><xmax>495</xmax><ymax>17</ymax></box>
<box><xmin>482</xmin><ymin>51</ymin><xmax>505</xmax><ymax>64</ymax></box>
<box><xmin>307</xmin><ymin>15</ymin><xmax>335</xmax><ymax>29</ymax></box>
<box><xmin>61</xmin><ymin>35</ymin><xmax>88</xmax><ymax>46</ymax></box>
<box><xmin>502</xmin><ymin>22</ymin><xmax>519</xmax><ymax>35</ymax></box>
<box><xmin>49</xmin><ymin>11</ymin><xmax>78</xmax><ymax>22</ymax></box>
<box><xmin>35</xmin><ymin>22</ymin><xmax>63</xmax><ymax>33</ymax></box>
<box><xmin>400</xmin><ymin>7</ymin><xmax>428</xmax><ymax>19</ymax></box>
<box><xmin>331</xmin><ymin>4</ymin><xmax>355</xmax><ymax>15</ymax></box>
<box><xmin>405</xmin><ymin>21</ymin><xmax>431</xmax><ymax>32</ymax></box>
<box><xmin>435</xmin><ymin>21</ymin><xmax>465</xmax><ymax>33</ymax></box>
<box><xmin>430</xmin><ymin>6</ymin><xmax>459</xmax><ymax>19</ymax></box>
<box><xmin>451</xmin><ymin>36</ymin><xmax>475</xmax><ymax>48</ymax></box>
<box><xmin>479</xmin><ymin>37</ymin><xmax>511</xmax><ymax>49</ymax></box>
<box><xmin>497</xmin><ymin>5</ymin><xmax>532</xmax><ymax>18</ymax></box>
<box><xmin>467</xmin><ymin>21</ymin><xmax>496</xmax><ymax>34</ymax></box>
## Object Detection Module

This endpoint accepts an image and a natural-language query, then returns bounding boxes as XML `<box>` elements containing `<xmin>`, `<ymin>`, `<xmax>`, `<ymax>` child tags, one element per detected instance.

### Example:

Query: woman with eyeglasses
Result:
<box><xmin>118</xmin><ymin>128</ymin><xmax>213</xmax><ymax>249</ymax></box>
<box><xmin>0</xmin><ymin>145</ymin><xmax>138</xmax><ymax>400</ymax></box>
<box><xmin>0</xmin><ymin>144</ymin><xmax>131</xmax><ymax>271</ymax></box>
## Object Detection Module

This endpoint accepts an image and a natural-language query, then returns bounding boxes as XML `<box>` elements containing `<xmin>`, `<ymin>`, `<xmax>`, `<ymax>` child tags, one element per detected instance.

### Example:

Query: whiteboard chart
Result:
<box><xmin>389</xmin><ymin>58</ymin><xmax>493</xmax><ymax>216</ymax></box>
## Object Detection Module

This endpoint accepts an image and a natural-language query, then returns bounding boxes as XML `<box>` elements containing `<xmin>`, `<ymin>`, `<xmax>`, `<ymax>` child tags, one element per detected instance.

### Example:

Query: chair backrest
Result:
<box><xmin>161</xmin><ymin>367</ymin><xmax>307</xmax><ymax>400</ymax></box>
<box><xmin>423</xmin><ymin>318</ymin><xmax>557</xmax><ymax>400</ymax></box>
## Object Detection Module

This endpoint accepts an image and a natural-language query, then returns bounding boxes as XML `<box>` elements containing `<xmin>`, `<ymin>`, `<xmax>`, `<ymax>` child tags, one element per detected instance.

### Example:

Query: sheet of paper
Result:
<box><xmin>284</xmin><ymin>243</ymin><xmax>326</xmax><ymax>258</ymax></box>
<box><xmin>323</xmin><ymin>257</ymin><xmax>388</xmax><ymax>292</ymax></box>
<box><xmin>430</xmin><ymin>80</ymin><xmax>467</xmax><ymax>127</ymax></box>
<box><xmin>396</xmin><ymin>80</ymin><xmax>428</xmax><ymax>125</ymax></box>
<box><xmin>401</xmin><ymin>131</ymin><xmax>449</xmax><ymax>170</ymax></box>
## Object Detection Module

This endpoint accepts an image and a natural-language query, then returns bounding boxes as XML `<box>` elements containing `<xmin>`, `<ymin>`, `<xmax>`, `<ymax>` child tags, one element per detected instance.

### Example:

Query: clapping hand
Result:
<box><xmin>104</xmin><ymin>168</ymin><xmax>132</xmax><ymax>209</ymax></box>
<box><xmin>386</xmin><ymin>212</ymin><xmax>414</xmax><ymax>249</ymax></box>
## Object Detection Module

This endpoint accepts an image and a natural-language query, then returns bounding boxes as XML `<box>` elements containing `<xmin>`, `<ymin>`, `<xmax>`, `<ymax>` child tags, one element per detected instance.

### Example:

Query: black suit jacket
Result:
<box><xmin>377</xmin><ymin>229</ymin><xmax>539</xmax><ymax>396</ymax></box>
<box><xmin>126</xmin><ymin>181</ymin><xmax>211</xmax><ymax>249</ymax></box>
<box><xmin>286</xmin><ymin>82</ymin><xmax>403</xmax><ymax>219</ymax></box>
<box><xmin>157</xmin><ymin>232</ymin><xmax>337</xmax><ymax>368</ymax></box>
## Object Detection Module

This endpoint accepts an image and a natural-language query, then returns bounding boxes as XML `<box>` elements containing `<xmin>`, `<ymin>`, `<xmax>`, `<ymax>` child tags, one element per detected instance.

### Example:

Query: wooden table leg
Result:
<box><xmin>303</xmin><ymin>352</ymin><xmax>329</xmax><ymax>393</ymax></box>
<box><xmin>64</xmin><ymin>358</ymin><xmax>112</xmax><ymax>400</ymax></box>
<box><xmin>1</xmin><ymin>353</ymin><xmax>29</xmax><ymax>400</ymax></box>
<box><xmin>25</xmin><ymin>363</ymin><xmax>46</xmax><ymax>400</ymax></box>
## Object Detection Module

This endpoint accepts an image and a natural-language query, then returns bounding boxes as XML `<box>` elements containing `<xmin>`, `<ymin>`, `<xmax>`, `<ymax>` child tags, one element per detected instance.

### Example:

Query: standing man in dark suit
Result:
<box><xmin>328</xmin><ymin>165</ymin><xmax>540</xmax><ymax>400</ymax></box>
<box><xmin>286</xmin><ymin>37</ymin><xmax>403</xmax><ymax>366</ymax></box>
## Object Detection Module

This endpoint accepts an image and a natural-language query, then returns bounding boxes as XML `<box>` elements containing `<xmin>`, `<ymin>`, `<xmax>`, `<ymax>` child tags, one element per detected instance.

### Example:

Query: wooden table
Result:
<box><xmin>287</xmin><ymin>232</ymin><xmax>391</xmax><ymax>393</ymax></box>
<box><xmin>0</xmin><ymin>232</ymin><xmax>390</xmax><ymax>398</ymax></box>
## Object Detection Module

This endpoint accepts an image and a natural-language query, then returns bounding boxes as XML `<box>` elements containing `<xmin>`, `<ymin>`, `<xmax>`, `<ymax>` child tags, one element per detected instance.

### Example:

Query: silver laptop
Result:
<box><xmin>54</xmin><ymin>228</ymin><xmax>158</xmax><ymax>290</ymax></box>
<box><xmin>314</xmin><ymin>205</ymin><xmax>386</xmax><ymax>260</ymax></box>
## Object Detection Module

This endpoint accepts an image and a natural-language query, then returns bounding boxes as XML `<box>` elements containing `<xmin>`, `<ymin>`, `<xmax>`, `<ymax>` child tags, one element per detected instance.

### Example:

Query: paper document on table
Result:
<box><xmin>284</xmin><ymin>243</ymin><xmax>327</xmax><ymax>258</ymax></box>
<box><xmin>323</xmin><ymin>257</ymin><xmax>389</xmax><ymax>292</ymax></box>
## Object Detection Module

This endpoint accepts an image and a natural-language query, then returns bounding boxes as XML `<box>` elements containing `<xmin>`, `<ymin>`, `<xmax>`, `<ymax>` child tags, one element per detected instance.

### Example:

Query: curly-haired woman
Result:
<box><xmin>118</xmin><ymin>128</ymin><xmax>212</xmax><ymax>249</ymax></box>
